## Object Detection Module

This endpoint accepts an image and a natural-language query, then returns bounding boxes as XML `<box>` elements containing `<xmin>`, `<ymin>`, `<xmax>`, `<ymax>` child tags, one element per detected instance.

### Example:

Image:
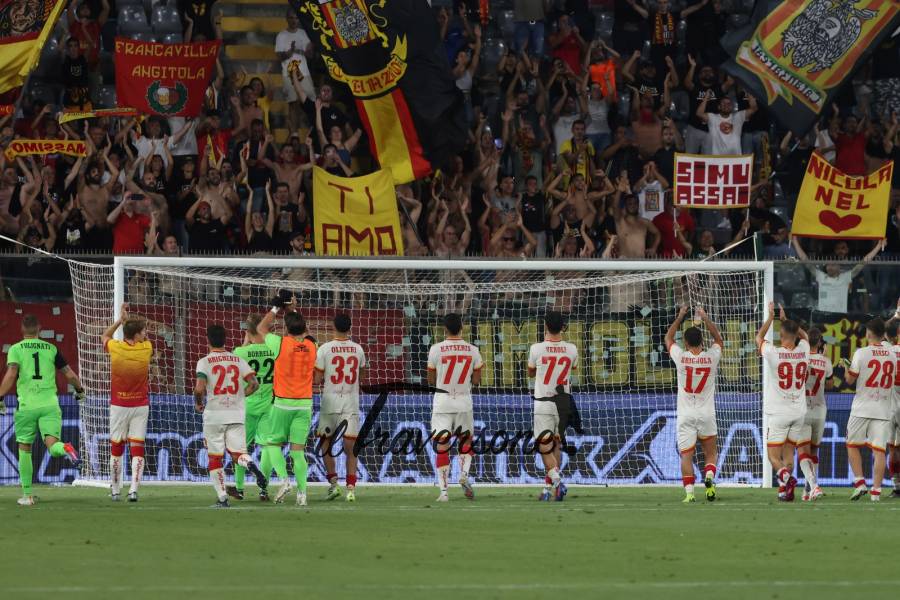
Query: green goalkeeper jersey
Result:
<box><xmin>6</xmin><ymin>338</ymin><xmax>67</xmax><ymax>410</ymax></box>
<box><xmin>233</xmin><ymin>343</ymin><xmax>275</xmax><ymax>414</ymax></box>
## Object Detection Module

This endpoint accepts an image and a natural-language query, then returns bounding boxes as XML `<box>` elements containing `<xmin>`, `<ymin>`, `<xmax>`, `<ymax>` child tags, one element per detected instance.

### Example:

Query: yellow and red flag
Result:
<box><xmin>293</xmin><ymin>0</ymin><xmax>466</xmax><ymax>184</ymax></box>
<box><xmin>312</xmin><ymin>166</ymin><xmax>404</xmax><ymax>256</ymax></box>
<box><xmin>791</xmin><ymin>153</ymin><xmax>892</xmax><ymax>240</ymax></box>
<box><xmin>0</xmin><ymin>0</ymin><xmax>67</xmax><ymax>96</ymax></box>
<box><xmin>4</xmin><ymin>139</ymin><xmax>87</xmax><ymax>160</ymax></box>
<box><xmin>722</xmin><ymin>0</ymin><xmax>900</xmax><ymax>135</ymax></box>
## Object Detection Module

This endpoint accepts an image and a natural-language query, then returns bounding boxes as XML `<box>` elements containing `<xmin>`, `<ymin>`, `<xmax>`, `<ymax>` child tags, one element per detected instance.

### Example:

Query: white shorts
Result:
<box><xmin>766</xmin><ymin>414</ymin><xmax>804</xmax><ymax>447</ymax></box>
<box><xmin>431</xmin><ymin>411</ymin><xmax>474</xmax><ymax>441</ymax></box>
<box><xmin>846</xmin><ymin>416</ymin><xmax>891</xmax><ymax>452</ymax></box>
<box><xmin>798</xmin><ymin>409</ymin><xmax>827</xmax><ymax>447</ymax></box>
<box><xmin>110</xmin><ymin>405</ymin><xmax>149</xmax><ymax>444</ymax></box>
<box><xmin>533</xmin><ymin>413</ymin><xmax>560</xmax><ymax>442</ymax></box>
<box><xmin>677</xmin><ymin>412</ymin><xmax>717</xmax><ymax>453</ymax></box>
<box><xmin>203</xmin><ymin>423</ymin><xmax>247</xmax><ymax>456</ymax></box>
<box><xmin>317</xmin><ymin>411</ymin><xmax>360</xmax><ymax>438</ymax></box>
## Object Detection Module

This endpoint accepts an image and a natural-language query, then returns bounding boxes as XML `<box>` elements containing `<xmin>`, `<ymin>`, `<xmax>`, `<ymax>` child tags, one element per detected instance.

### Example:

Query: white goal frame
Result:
<box><xmin>98</xmin><ymin>256</ymin><xmax>776</xmax><ymax>488</ymax></box>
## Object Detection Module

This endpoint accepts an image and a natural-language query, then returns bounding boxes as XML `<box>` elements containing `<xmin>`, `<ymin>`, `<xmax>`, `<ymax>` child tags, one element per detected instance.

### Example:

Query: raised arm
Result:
<box><xmin>695</xmin><ymin>90</ymin><xmax>711</xmax><ymax>124</ymax></box>
<box><xmin>665</xmin><ymin>305</ymin><xmax>689</xmax><ymax>351</ymax></box>
<box><xmin>850</xmin><ymin>239</ymin><xmax>884</xmax><ymax>278</ymax></box>
<box><xmin>697</xmin><ymin>307</ymin><xmax>724</xmax><ymax>348</ymax></box>
<box><xmin>755</xmin><ymin>301</ymin><xmax>775</xmax><ymax>350</ymax></box>
<box><xmin>626</xmin><ymin>0</ymin><xmax>649</xmax><ymax>19</ymax></box>
<box><xmin>101</xmin><ymin>303</ymin><xmax>129</xmax><ymax>348</ymax></box>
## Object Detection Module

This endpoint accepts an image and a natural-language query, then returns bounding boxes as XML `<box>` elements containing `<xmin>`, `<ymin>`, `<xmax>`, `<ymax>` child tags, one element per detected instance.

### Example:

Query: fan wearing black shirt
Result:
<box><xmin>186</xmin><ymin>196</ymin><xmax>231</xmax><ymax>253</ymax></box>
<box><xmin>62</xmin><ymin>38</ymin><xmax>91</xmax><ymax>111</ymax></box>
<box><xmin>271</xmin><ymin>182</ymin><xmax>309</xmax><ymax>252</ymax></box>
<box><xmin>520</xmin><ymin>175</ymin><xmax>549</xmax><ymax>257</ymax></box>
<box><xmin>245</xmin><ymin>181</ymin><xmax>276</xmax><ymax>253</ymax></box>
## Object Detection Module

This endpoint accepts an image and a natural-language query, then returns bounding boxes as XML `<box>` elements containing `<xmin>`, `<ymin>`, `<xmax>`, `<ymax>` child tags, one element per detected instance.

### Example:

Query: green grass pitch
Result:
<box><xmin>1</xmin><ymin>485</ymin><xmax>896</xmax><ymax>600</ymax></box>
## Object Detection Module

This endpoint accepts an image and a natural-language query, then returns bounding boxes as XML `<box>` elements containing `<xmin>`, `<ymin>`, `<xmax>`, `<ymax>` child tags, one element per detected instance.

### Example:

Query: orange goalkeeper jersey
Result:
<box><xmin>265</xmin><ymin>333</ymin><xmax>316</xmax><ymax>400</ymax></box>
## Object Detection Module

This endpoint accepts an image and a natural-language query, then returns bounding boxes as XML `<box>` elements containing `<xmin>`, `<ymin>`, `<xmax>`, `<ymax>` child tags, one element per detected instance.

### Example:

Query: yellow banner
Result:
<box><xmin>0</xmin><ymin>0</ymin><xmax>68</xmax><ymax>95</ymax></box>
<box><xmin>4</xmin><ymin>139</ymin><xmax>87</xmax><ymax>160</ymax></box>
<box><xmin>312</xmin><ymin>166</ymin><xmax>404</xmax><ymax>256</ymax></box>
<box><xmin>791</xmin><ymin>153</ymin><xmax>892</xmax><ymax>240</ymax></box>
<box><xmin>58</xmin><ymin>108</ymin><xmax>139</xmax><ymax>124</ymax></box>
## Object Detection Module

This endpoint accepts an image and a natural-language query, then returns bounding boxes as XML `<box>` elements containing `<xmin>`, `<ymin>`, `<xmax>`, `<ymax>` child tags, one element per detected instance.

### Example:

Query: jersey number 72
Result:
<box><xmin>541</xmin><ymin>356</ymin><xmax>572</xmax><ymax>386</ymax></box>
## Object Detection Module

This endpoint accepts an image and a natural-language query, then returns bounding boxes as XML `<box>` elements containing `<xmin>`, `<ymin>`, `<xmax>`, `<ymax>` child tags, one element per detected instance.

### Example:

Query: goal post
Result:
<box><xmin>70</xmin><ymin>257</ymin><xmax>774</xmax><ymax>487</ymax></box>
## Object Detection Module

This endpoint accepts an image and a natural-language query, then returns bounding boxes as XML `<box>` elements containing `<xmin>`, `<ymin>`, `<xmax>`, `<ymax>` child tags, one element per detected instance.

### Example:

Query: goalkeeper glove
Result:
<box><xmin>304</xmin><ymin>334</ymin><xmax>317</xmax><ymax>345</ymax></box>
<box><xmin>269</xmin><ymin>288</ymin><xmax>293</xmax><ymax>310</ymax></box>
<box><xmin>74</xmin><ymin>388</ymin><xmax>86</xmax><ymax>403</ymax></box>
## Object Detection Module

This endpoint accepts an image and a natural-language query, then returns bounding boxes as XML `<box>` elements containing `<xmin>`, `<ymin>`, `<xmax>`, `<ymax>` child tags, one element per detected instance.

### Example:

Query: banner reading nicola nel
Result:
<box><xmin>791</xmin><ymin>153</ymin><xmax>892</xmax><ymax>240</ymax></box>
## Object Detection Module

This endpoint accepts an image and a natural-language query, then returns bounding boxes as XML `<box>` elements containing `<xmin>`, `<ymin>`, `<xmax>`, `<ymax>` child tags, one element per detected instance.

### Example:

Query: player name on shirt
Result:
<box><xmin>15</xmin><ymin>341</ymin><xmax>53</xmax><ymax>350</ymax></box>
<box><xmin>681</xmin><ymin>356</ymin><xmax>714</xmax><ymax>365</ymax></box>
<box><xmin>242</xmin><ymin>350</ymin><xmax>272</xmax><ymax>359</ymax></box>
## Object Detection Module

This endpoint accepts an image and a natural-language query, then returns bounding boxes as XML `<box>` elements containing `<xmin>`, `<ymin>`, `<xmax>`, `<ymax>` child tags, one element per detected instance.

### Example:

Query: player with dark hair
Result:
<box><xmin>798</xmin><ymin>327</ymin><xmax>833</xmax><ymax>501</ymax></box>
<box><xmin>845</xmin><ymin>317</ymin><xmax>894</xmax><ymax>501</ymax></box>
<box><xmin>315</xmin><ymin>313</ymin><xmax>367</xmax><ymax>502</ymax></box>
<box><xmin>427</xmin><ymin>313</ymin><xmax>483</xmax><ymax>501</ymax></box>
<box><xmin>230</xmin><ymin>314</ymin><xmax>277</xmax><ymax>501</ymax></box>
<box><xmin>101</xmin><ymin>303</ymin><xmax>152</xmax><ymax>502</ymax></box>
<box><xmin>665</xmin><ymin>305</ymin><xmax>724</xmax><ymax>503</ymax></box>
<box><xmin>0</xmin><ymin>315</ymin><xmax>85</xmax><ymax>505</ymax></box>
<box><xmin>194</xmin><ymin>324</ymin><xmax>267</xmax><ymax>507</ymax></box>
<box><xmin>756</xmin><ymin>302</ymin><xmax>809</xmax><ymax>501</ymax></box>
<box><xmin>258</xmin><ymin>291</ymin><xmax>317</xmax><ymax>506</ymax></box>
<box><xmin>528</xmin><ymin>311</ymin><xmax>578</xmax><ymax>501</ymax></box>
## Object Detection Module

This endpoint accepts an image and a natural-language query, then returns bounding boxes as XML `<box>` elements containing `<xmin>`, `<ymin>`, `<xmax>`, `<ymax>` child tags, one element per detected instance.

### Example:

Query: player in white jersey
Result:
<box><xmin>886</xmin><ymin>301</ymin><xmax>900</xmax><ymax>497</ymax></box>
<box><xmin>797</xmin><ymin>327</ymin><xmax>833</xmax><ymax>501</ymax></box>
<box><xmin>665</xmin><ymin>306</ymin><xmax>724</xmax><ymax>504</ymax></box>
<box><xmin>194</xmin><ymin>324</ymin><xmax>268</xmax><ymax>507</ymax></box>
<box><xmin>528</xmin><ymin>311</ymin><xmax>578</xmax><ymax>502</ymax></box>
<box><xmin>426</xmin><ymin>313</ymin><xmax>483</xmax><ymax>502</ymax></box>
<box><xmin>756</xmin><ymin>302</ymin><xmax>809</xmax><ymax>501</ymax></box>
<box><xmin>845</xmin><ymin>318</ymin><xmax>894</xmax><ymax>502</ymax></box>
<box><xmin>315</xmin><ymin>313</ymin><xmax>366</xmax><ymax>502</ymax></box>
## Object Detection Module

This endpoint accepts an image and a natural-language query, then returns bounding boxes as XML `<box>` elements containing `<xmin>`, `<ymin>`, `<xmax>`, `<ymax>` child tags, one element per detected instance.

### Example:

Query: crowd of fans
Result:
<box><xmin>0</xmin><ymin>0</ymin><xmax>899</xmax><ymax>269</ymax></box>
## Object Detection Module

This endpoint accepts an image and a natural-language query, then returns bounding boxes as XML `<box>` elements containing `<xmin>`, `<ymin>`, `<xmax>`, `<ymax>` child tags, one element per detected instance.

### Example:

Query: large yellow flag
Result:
<box><xmin>791</xmin><ymin>153</ymin><xmax>892</xmax><ymax>240</ymax></box>
<box><xmin>312</xmin><ymin>166</ymin><xmax>404</xmax><ymax>256</ymax></box>
<box><xmin>0</xmin><ymin>0</ymin><xmax>67</xmax><ymax>95</ymax></box>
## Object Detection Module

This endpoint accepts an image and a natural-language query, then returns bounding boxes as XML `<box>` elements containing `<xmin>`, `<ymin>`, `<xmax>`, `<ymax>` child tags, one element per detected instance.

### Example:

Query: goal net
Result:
<box><xmin>69</xmin><ymin>258</ymin><xmax>771</xmax><ymax>487</ymax></box>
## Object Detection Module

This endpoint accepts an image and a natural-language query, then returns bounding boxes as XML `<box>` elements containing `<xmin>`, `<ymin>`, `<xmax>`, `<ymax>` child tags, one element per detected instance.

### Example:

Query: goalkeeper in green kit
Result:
<box><xmin>0</xmin><ymin>315</ymin><xmax>86</xmax><ymax>506</ymax></box>
<box><xmin>228</xmin><ymin>314</ymin><xmax>276</xmax><ymax>501</ymax></box>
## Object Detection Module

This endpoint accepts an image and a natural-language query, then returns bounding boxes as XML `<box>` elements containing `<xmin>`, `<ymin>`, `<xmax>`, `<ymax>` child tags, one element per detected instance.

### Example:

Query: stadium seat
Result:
<box><xmin>93</xmin><ymin>85</ymin><xmax>117</xmax><ymax>109</ymax></box>
<box><xmin>118</xmin><ymin>6</ymin><xmax>151</xmax><ymax>34</ymax></box>
<box><xmin>160</xmin><ymin>32</ymin><xmax>183</xmax><ymax>44</ymax></box>
<box><xmin>151</xmin><ymin>5</ymin><xmax>182</xmax><ymax>35</ymax></box>
<box><xmin>496</xmin><ymin>10</ymin><xmax>515</xmax><ymax>42</ymax></box>
<box><xmin>131</xmin><ymin>32</ymin><xmax>158</xmax><ymax>43</ymax></box>
<box><xmin>670</xmin><ymin>90</ymin><xmax>689</xmax><ymax>122</ymax></box>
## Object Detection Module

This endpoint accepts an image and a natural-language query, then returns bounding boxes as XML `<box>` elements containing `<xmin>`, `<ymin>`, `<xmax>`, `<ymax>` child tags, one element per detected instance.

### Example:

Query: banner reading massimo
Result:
<box><xmin>721</xmin><ymin>0</ymin><xmax>900</xmax><ymax>135</ymax></box>
<box><xmin>791</xmin><ymin>153</ymin><xmax>892</xmax><ymax>240</ymax></box>
<box><xmin>673</xmin><ymin>153</ymin><xmax>753</xmax><ymax>208</ymax></box>
<box><xmin>3</xmin><ymin>139</ymin><xmax>87</xmax><ymax>160</ymax></box>
<box><xmin>312</xmin><ymin>166</ymin><xmax>404</xmax><ymax>256</ymax></box>
<box><xmin>114</xmin><ymin>38</ymin><xmax>221</xmax><ymax>117</ymax></box>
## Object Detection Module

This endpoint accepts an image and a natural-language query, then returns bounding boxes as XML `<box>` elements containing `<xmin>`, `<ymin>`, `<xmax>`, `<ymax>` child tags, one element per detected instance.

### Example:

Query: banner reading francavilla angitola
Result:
<box><xmin>114</xmin><ymin>38</ymin><xmax>221</xmax><ymax>118</ymax></box>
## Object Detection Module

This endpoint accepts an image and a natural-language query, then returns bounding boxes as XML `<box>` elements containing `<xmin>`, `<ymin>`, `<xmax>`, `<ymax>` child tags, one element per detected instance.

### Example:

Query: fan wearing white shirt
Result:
<box><xmin>314</xmin><ymin>313</ymin><xmax>366</xmax><ymax>503</ymax></box>
<box><xmin>756</xmin><ymin>302</ymin><xmax>809</xmax><ymax>502</ymax></box>
<box><xmin>426</xmin><ymin>313</ymin><xmax>483</xmax><ymax>502</ymax></box>
<box><xmin>845</xmin><ymin>318</ymin><xmax>894</xmax><ymax>502</ymax></box>
<box><xmin>797</xmin><ymin>328</ymin><xmax>833</xmax><ymax>502</ymax></box>
<box><xmin>527</xmin><ymin>311</ymin><xmax>578</xmax><ymax>502</ymax></box>
<box><xmin>695</xmin><ymin>92</ymin><xmax>756</xmax><ymax>156</ymax></box>
<box><xmin>665</xmin><ymin>305</ymin><xmax>724</xmax><ymax>504</ymax></box>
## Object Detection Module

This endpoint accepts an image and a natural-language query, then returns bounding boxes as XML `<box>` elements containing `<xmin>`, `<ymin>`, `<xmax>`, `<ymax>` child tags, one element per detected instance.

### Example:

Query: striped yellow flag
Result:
<box><xmin>0</xmin><ymin>0</ymin><xmax>68</xmax><ymax>95</ymax></box>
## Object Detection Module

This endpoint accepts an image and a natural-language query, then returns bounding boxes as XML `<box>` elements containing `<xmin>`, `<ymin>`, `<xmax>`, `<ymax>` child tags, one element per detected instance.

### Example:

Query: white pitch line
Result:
<box><xmin>8</xmin><ymin>580</ymin><xmax>900</xmax><ymax>594</ymax></box>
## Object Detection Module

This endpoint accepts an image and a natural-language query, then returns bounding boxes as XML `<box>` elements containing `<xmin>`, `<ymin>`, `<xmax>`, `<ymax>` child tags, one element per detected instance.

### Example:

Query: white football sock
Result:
<box><xmin>548</xmin><ymin>467</ymin><xmax>561</xmax><ymax>485</ymax></box>
<box><xmin>459</xmin><ymin>454</ymin><xmax>473</xmax><ymax>478</ymax></box>
<box><xmin>799</xmin><ymin>458</ymin><xmax>817</xmax><ymax>489</ymax></box>
<box><xmin>110</xmin><ymin>456</ymin><xmax>122</xmax><ymax>494</ymax></box>
<box><xmin>129</xmin><ymin>456</ymin><xmax>144</xmax><ymax>494</ymax></box>
<box><xmin>236</xmin><ymin>454</ymin><xmax>251</xmax><ymax>468</ymax></box>
<box><xmin>437</xmin><ymin>465</ymin><xmax>450</xmax><ymax>492</ymax></box>
<box><xmin>210</xmin><ymin>468</ymin><xmax>226</xmax><ymax>501</ymax></box>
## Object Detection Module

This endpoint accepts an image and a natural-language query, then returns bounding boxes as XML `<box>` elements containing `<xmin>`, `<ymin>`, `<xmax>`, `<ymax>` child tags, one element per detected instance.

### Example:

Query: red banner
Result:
<box><xmin>114</xmin><ymin>38</ymin><xmax>221</xmax><ymax>117</ymax></box>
